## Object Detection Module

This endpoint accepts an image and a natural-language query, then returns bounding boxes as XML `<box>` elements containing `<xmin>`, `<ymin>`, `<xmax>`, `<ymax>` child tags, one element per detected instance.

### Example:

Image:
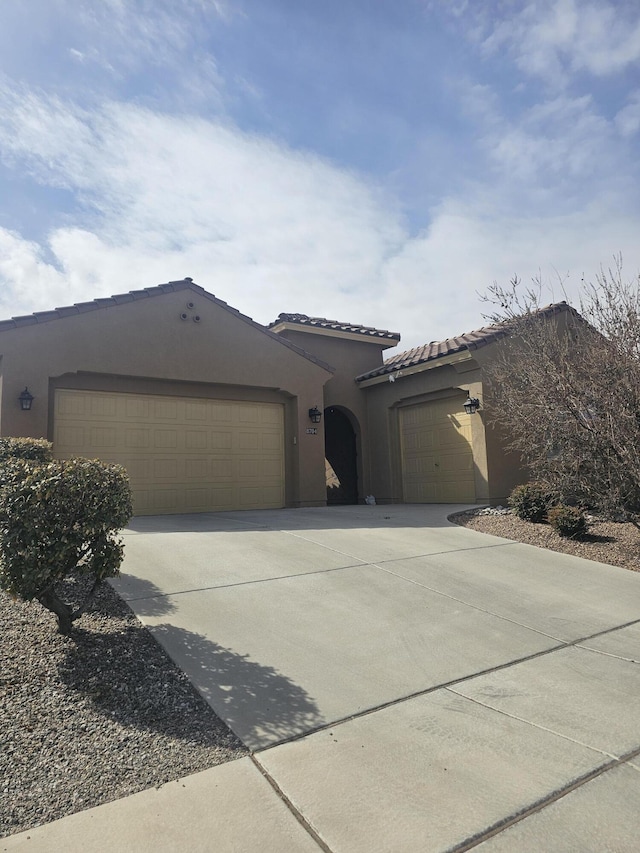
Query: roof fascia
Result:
<box><xmin>358</xmin><ymin>350</ymin><xmax>474</xmax><ymax>388</ymax></box>
<box><xmin>271</xmin><ymin>321</ymin><xmax>400</xmax><ymax>348</ymax></box>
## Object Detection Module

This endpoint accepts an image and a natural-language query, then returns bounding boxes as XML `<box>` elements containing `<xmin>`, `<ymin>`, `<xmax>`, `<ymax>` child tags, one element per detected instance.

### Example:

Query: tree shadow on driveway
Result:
<box><xmin>69</xmin><ymin>577</ymin><xmax>323</xmax><ymax>750</ymax></box>
<box><xmin>108</xmin><ymin>573</ymin><xmax>177</xmax><ymax>617</ymax></box>
<box><xmin>148</xmin><ymin>622</ymin><xmax>324</xmax><ymax>750</ymax></box>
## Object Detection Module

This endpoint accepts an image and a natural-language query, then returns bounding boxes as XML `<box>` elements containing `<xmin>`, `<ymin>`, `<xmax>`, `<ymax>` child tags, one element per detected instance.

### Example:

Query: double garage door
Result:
<box><xmin>54</xmin><ymin>389</ymin><xmax>285</xmax><ymax>515</ymax></box>
<box><xmin>400</xmin><ymin>397</ymin><xmax>475</xmax><ymax>503</ymax></box>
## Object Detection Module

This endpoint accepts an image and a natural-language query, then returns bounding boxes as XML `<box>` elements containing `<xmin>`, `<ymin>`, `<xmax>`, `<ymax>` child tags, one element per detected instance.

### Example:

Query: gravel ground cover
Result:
<box><xmin>1</xmin><ymin>575</ymin><xmax>247</xmax><ymax>839</ymax></box>
<box><xmin>451</xmin><ymin>507</ymin><xmax>640</xmax><ymax>573</ymax></box>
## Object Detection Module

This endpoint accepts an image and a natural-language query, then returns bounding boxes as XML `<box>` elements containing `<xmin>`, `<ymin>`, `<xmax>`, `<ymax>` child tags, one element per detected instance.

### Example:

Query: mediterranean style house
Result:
<box><xmin>0</xmin><ymin>277</ymin><xmax>535</xmax><ymax>515</ymax></box>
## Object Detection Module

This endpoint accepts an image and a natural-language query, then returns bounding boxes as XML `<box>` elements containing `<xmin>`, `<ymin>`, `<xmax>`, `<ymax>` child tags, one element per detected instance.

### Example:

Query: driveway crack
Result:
<box><xmin>250</xmin><ymin>754</ymin><xmax>335</xmax><ymax>853</ymax></box>
<box><xmin>444</xmin><ymin>686</ymin><xmax>619</xmax><ymax>760</ymax></box>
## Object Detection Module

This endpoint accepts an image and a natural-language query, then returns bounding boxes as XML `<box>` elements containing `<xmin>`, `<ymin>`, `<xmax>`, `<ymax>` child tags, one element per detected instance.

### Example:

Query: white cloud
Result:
<box><xmin>0</xmin><ymin>68</ymin><xmax>639</xmax><ymax>352</ymax></box>
<box><xmin>0</xmin><ymin>0</ymin><xmax>229</xmax><ymax>111</ymax></box>
<box><xmin>0</xmin><ymin>90</ymin><xmax>408</xmax><ymax>327</ymax></box>
<box><xmin>455</xmin><ymin>75</ymin><xmax>621</xmax><ymax>211</ymax></box>
<box><xmin>616</xmin><ymin>91</ymin><xmax>640</xmax><ymax>138</ymax></box>
<box><xmin>481</xmin><ymin>0</ymin><xmax>640</xmax><ymax>85</ymax></box>
<box><xmin>0</xmin><ymin>229</ymin><xmax>68</xmax><ymax>316</ymax></box>
<box><xmin>490</xmin><ymin>95</ymin><xmax>613</xmax><ymax>185</ymax></box>
<box><xmin>378</xmin><ymin>203</ymin><xmax>640</xmax><ymax>348</ymax></box>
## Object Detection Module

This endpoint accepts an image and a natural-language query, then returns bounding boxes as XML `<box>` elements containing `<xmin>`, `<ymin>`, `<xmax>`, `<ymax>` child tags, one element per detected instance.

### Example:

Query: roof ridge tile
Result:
<box><xmin>270</xmin><ymin>311</ymin><xmax>400</xmax><ymax>340</ymax></box>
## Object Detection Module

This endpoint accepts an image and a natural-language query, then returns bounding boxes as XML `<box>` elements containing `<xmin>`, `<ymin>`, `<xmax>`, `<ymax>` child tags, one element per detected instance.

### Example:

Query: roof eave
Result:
<box><xmin>357</xmin><ymin>350</ymin><xmax>475</xmax><ymax>387</ymax></box>
<box><xmin>271</xmin><ymin>320</ymin><xmax>400</xmax><ymax>348</ymax></box>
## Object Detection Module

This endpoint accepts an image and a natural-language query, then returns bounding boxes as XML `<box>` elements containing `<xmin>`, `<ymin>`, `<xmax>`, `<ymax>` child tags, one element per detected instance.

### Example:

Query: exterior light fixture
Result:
<box><xmin>18</xmin><ymin>387</ymin><xmax>34</xmax><ymax>411</ymax></box>
<box><xmin>308</xmin><ymin>406</ymin><xmax>322</xmax><ymax>424</ymax></box>
<box><xmin>463</xmin><ymin>394</ymin><xmax>481</xmax><ymax>415</ymax></box>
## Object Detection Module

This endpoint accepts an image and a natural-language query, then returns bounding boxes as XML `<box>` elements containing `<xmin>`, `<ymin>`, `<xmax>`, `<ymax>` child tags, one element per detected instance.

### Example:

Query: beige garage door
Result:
<box><xmin>400</xmin><ymin>397</ymin><xmax>475</xmax><ymax>503</ymax></box>
<box><xmin>54</xmin><ymin>389</ymin><xmax>285</xmax><ymax>515</ymax></box>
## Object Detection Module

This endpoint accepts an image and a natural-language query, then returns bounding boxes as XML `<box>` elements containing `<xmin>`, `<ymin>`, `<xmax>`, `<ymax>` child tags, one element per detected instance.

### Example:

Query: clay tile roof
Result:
<box><xmin>355</xmin><ymin>301</ymin><xmax>573</xmax><ymax>382</ymax></box>
<box><xmin>270</xmin><ymin>313</ymin><xmax>400</xmax><ymax>342</ymax></box>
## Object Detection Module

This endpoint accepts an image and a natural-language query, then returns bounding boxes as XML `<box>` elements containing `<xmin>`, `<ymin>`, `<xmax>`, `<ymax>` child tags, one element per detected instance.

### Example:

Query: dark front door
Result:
<box><xmin>324</xmin><ymin>407</ymin><xmax>358</xmax><ymax>505</ymax></box>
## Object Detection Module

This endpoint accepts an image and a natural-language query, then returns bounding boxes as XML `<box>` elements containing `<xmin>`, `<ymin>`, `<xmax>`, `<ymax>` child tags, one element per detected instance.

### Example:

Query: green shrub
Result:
<box><xmin>0</xmin><ymin>437</ymin><xmax>52</xmax><ymax>462</ymax></box>
<box><xmin>548</xmin><ymin>504</ymin><xmax>588</xmax><ymax>539</ymax></box>
<box><xmin>0</xmin><ymin>457</ymin><xmax>132</xmax><ymax>634</ymax></box>
<box><xmin>508</xmin><ymin>482</ymin><xmax>554</xmax><ymax>522</ymax></box>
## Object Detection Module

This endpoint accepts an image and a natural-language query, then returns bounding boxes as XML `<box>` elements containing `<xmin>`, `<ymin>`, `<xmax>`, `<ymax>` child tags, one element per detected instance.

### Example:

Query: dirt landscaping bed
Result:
<box><xmin>451</xmin><ymin>507</ymin><xmax>640</xmax><ymax>573</ymax></box>
<box><xmin>0</xmin><ymin>577</ymin><xmax>247</xmax><ymax>839</ymax></box>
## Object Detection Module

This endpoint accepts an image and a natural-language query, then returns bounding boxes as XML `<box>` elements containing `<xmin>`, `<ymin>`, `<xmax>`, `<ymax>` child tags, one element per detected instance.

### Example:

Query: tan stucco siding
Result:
<box><xmin>0</xmin><ymin>289</ymin><xmax>332</xmax><ymax>509</ymax></box>
<box><xmin>363</xmin><ymin>361</ymin><xmax>490</xmax><ymax>505</ymax></box>
<box><xmin>275</xmin><ymin>328</ymin><xmax>391</xmax><ymax>499</ymax></box>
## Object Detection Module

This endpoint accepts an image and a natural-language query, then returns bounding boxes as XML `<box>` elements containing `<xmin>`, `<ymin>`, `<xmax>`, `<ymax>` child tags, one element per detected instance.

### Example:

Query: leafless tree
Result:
<box><xmin>482</xmin><ymin>256</ymin><xmax>640</xmax><ymax>518</ymax></box>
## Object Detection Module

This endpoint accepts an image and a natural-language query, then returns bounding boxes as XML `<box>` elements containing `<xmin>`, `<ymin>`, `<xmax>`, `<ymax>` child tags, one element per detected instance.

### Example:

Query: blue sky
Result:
<box><xmin>1</xmin><ymin>0</ymin><xmax>639</xmax><ymax>351</ymax></box>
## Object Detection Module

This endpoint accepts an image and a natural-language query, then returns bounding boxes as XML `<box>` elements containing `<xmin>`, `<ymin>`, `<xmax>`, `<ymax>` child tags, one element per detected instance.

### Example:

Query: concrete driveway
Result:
<box><xmin>8</xmin><ymin>504</ymin><xmax>640</xmax><ymax>852</ymax></box>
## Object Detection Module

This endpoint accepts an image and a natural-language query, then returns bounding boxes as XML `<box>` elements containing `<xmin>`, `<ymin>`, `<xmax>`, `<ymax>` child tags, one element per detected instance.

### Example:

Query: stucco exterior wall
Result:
<box><xmin>361</xmin><ymin>357</ymin><xmax>490</xmax><ymax>505</ymax></box>
<box><xmin>0</xmin><ymin>286</ymin><xmax>333</xmax><ymax>508</ymax></box>
<box><xmin>273</xmin><ymin>327</ymin><xmax>391</xmax><ymax>498</ymax></box>
<box><xmin>471</xmin><ymin>345</ymin><xmax>530</xmax><ymax>503</ymax></box>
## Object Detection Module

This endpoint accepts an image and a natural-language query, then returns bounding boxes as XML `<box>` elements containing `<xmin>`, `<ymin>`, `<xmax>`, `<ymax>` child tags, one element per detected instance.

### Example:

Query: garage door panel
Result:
<box><xmin>185</xmin><ymin>458</ymin><xmax>209</xmax><ymax>479</ymax></box>
<box><xmin>239</xmin><ymin>459</ymin><xmax>260</xmax><ymax>478</ymax></box>
<box><xmin>400</xmin><ymin>397</ymin><xmax>475</xmax><ymax>504</ymax></box>
<box><xmin>209</xmin><ymin>458</ymin><xmax>233</xmax><ymax>479</ymax></box>
<box><xmin>153</xmin><ymin>430</ymin><xmax>178</xmax><ymax>448</ymax></box>
<box><xmin>261</xmin><ymin>433</ymin><xmax>284</xmax><ymax>451</ymax></box>
<box><xmin>152</xmin><ymin>489</ymin><xmax>179</xmax><ymax>511</ymax></box>
<box><xmin>88</xmin><ymin>396</ymin><xmax>117</xmax><ymax>417</ymax></box>
<box><xmin>153</xmin><ymin>400</ymin><xmax>178</xmax><ymax>420</ymax></box>
<box><xmin>211</xmin><ymin>430</ymin><xmax>233</xmax><ymax>449</ymax></box>
<box><xmin>239</xmin><ymin>485</ymin><xmax>282</xmax><ymax>507</ymax></box>
<box><xmin>153</xmin><ymin>459</ymin><xmax>178</xmax><ymax>479</ymax></box>
<box><xmin>185</xmin><ymin>429</ymin><xmax>207</xmax><ymax>449</ymax></box>
<box><xmin>90</xmin><ymin>427</ymin><xmax>117</xmax><ymax>447</ymax></box>
<box><xmin>54</xmin><ymin>390</ymin><xmax>285</xmax><ymax>515</ymax></box>
<box><xmin>125</xmin><ymin>398</ymin><xmax>150</xmax><ymax>418</ymax></box>
<box><xmin>57</xmin><ymin>425</ymin><xmax>85</xmax><ymax>448</ymax></box>
<box><xmin>211</xmin><ymin>404</ymin><xmax>233</xmax><ymax>422</ymax></box>
<box><xmin>58</xmin><ymin>394</ymin><xmax>86</xmax><ymax>416</ymax></box>
<box><xmin>210</xmin><ymin>486</ymin><xmax>234</xmax><ymax>508</ymax></box>
<box><xmin>437</xmin><ymin>426</ymin><xmax>470</xmax><ymax>449</ymax></box>
<box><xmin>133</xmin><ymin>489</ymin><xmax>153</xmax><ymax>512</ymax></box>
<box><xmin>185</xmin><ymin>402</ymin><xmax>209</xmax><ymax>421</ymax></box>
<box><xmin>444</xmin><ymin>452</ymin><xmax>473</xmax><ymax>473</ymax></box>
<box><xmin>238</xmin><ymin>406</ymin><xmax>260</xmax><ymax>424</ymax></box>
<box><xmin>261</xmin><ymin>459</ymin><xmax>284</xmax><ymax>478</ymax></box>
<box><xmin>125</xmin><ymin>458</ymin><xmax>153</xmax><ymax>481</ymax></box>
<box><xmin>260</xmin><ymin>407</ymin><xmax>282</xmax><ymax>425</ymax></box>
<box><xmin>125</xmin><ymin>428</ymin><xmax>150</xmax><ymax>448</ymax></box>
<box><xmin>238</xmin><ymin>431</ymin><xmax>261</xmax><ymax>450</ymax></box>
<box><xmin>184</xmin><ymin>487</ymin><xmax>211</xmax><ymax>509</ymax></box>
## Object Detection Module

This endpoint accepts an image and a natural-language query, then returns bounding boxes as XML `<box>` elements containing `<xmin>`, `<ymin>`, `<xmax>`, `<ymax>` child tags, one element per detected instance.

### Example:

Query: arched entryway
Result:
<box><xmin>324</xmin><ymin>407</ymin><xmax>359</xmax><ymax>505</ymax></box>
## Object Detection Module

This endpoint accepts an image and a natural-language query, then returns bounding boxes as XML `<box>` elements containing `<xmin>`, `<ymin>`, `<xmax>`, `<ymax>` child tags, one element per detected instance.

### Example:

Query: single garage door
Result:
<box><xmin>54</xmin><ymin>389</ymin><xmax>285</xmax><ymax>515</ymax></box>
<box><xmin>400</xmin><ymin>397</ymin><xmax>475</xmax><ymax>503</ymax></box>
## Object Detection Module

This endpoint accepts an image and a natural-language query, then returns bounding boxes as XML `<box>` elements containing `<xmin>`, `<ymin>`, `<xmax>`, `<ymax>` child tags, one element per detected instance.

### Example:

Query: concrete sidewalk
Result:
<box><xmin>5</xmin><ymin>505</ymin><xmax>640</xmax><ymax>852</ymax></box>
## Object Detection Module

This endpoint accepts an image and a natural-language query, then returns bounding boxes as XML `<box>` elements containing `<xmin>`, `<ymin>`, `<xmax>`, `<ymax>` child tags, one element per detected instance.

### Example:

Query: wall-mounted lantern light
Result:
<box><xmin>463</xmin><ymin>394</ymin><xmax>481</xmax><ymax>415</ymax></box>
<box><xmin>308</xmin><ymin>406</ymin><xmax>322</xmax><ymax>424</ymax></box>
<box><xmin>18</xmin><ymin>387</ymin><xmax>34</xmax><ymax>411</ymax></box>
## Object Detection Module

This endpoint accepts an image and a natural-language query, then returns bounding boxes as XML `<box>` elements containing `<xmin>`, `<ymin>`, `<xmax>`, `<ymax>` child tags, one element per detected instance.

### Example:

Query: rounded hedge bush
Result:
<box><xmin>548</xmin><ymin>504</ymin><xmax>588</xmax><ymax>539</ymax></box>
<box><xmin>0</xmin><ymin>437</ymin><xmax>52</xmax><ymax>463</ymax></box>
<box><xmin>0</xmin><ymin>456</ymin><xmax>132</xmax><ymax>634</ymax></box>
<box><xmin>508</xmin><ymin>482</ymin><xmax>554</xmax><ymax>523</ymax></box>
